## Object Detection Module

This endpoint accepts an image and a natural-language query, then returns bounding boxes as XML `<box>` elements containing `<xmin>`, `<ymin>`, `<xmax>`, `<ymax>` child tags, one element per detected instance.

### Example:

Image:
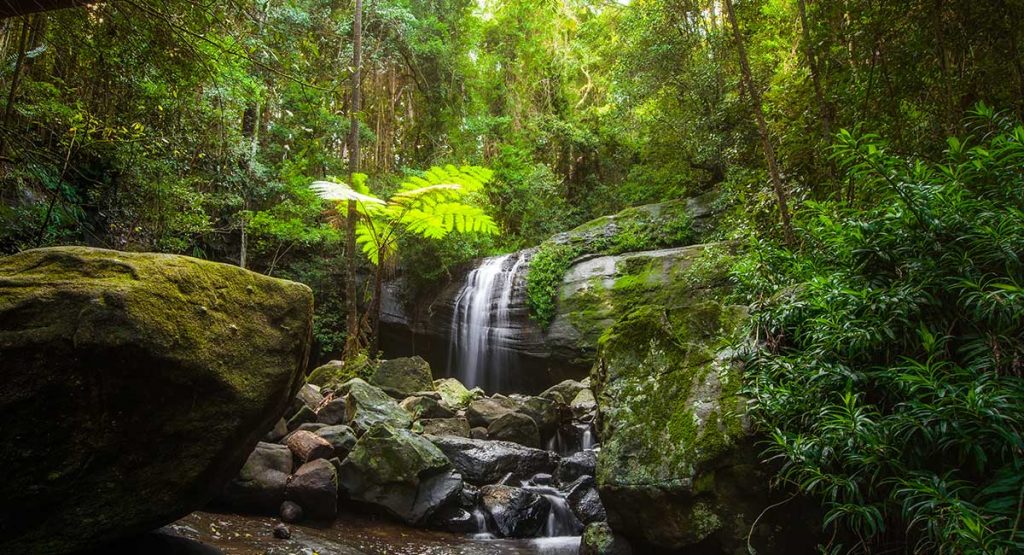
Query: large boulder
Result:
<box><xmin>465</xmin><ymin>396</ymin><xmax>518</xmax><ymax>428</ymax></box>
<box><xmin>417</xmin><ymin>417</ymin><xmax>472</xmax><ymax>438</ymax></box>
<box><xmin>426</xmin><ymin>436</ymin><xmax>558</xmax><ymax>485</ymax></box>
<box><xmin>285</xmin><ymin>459</ymin><xmax>338</xmax><ymax>520</ymax></box>
<box><xmin>487</xmin><ymin>411</ymin><xmax>540</xmax><ymax>448</ymax></box>
<box><xmin>433</xmin><ymin>378</ymin><xmax>474</xmax><ymax>409</ymax></box>
<box><xmin>339</xmin><ymin>378</ymin><xmax>412</xmax><ymax>434</ymax></box>
<box><xmin>370</xmin><ymin>356</ymin><xmax>435</xmax><ymax>397</ymax></box>
<box><xmin>400</xmin><ymin>395</ymin><xmax>455</xmax><ymax>420</ymax></box>
<box><xmin>315</xmin><ymin>425</ymin><xmax>357</xmax><ymax>460</ymax></box>
<box><xmin>565</xmin><ymin>476</ymin><xmax>606</xmax><ymax>524</ymax></box>
<box><xmin>479</xmin><ymin>485</ymin><xmax>551</xmax><ymax>538</ymax></box>
<box><xmin>339</xmin><ymin>424</ymin><xmax>462</xmax><ymax>524</ymax></box>
<box><xmin>539</xmin><ymin>379</ymin><xmax>588</xmax><ymax>405</ymax></box>
<box><xmin>217</xmin><ymin>442</ymin><xmax>293</xmax><ymax>513</ymax></box>
<box><xmin>592</xmin><ymin>249</ymin><xmax>815</xmax><ymax>552</ymax></box>
<box><xmin>557</xmin><ymin>449</ymin><xmax>597</xmax><ymax>484</ymax></box>
<box><xmin>0</xmin><ymin>247</ymin><xmax>313</xmax><ymax>554</ymax></box>
<box><xmin>509</xmin><ymin>394</ymin><xmax>560</xmax><ymax>436</ymax></box>
<box><xmin>580</xmin><ymin>522</ymin><xmax>633</xmax><ymax>555</ymax></box>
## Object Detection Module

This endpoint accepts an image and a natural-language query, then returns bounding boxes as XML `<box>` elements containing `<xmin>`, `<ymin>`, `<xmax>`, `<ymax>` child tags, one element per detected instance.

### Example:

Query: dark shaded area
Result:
<box><xmin>0</xmin><ymin>0</ymin><xmax>99</xmax><ymax>18</ymax></box>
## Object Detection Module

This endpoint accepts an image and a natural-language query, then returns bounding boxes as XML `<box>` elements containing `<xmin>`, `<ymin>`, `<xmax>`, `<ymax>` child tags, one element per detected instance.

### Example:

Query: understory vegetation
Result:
<box><xmin>736</xmin><ymin>108</ymin><xmax>1024</xmax><ymax>553</ymax></box>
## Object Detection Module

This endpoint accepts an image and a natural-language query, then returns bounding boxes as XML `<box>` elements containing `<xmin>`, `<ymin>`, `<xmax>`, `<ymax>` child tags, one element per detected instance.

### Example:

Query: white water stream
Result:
<box><xmin>447</xmin><ymin>253</ymin><xmax>527</xmax><ymax>391</ymax></box>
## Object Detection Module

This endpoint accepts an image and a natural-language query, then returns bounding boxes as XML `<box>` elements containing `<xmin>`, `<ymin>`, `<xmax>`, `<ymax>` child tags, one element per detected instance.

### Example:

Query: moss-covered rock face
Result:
<box><xmin>591</xmin><ymin>245</ymin><xmax>812</xmax><ymax>553</ymax></box>
<box><xmin>371</xmin><ymin>356</ymin><xmax>435</xmax><ymax>397</ymax></box>
<box><xmin>0</xmin><ymin>247</ymin><xmax>314</xmax><ymax>554</ymax></box>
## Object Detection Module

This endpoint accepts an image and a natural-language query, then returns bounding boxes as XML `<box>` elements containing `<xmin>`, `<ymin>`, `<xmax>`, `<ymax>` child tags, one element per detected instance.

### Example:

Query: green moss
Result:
<box><xmin>525</xmin><ymin>199</ymin><xmax>699</xmax><ymax>327</ymax></box>
<box><xmin>308</xmin><ymin>358</ymin><xmax>372</xmax><ymax>388</ymax></box>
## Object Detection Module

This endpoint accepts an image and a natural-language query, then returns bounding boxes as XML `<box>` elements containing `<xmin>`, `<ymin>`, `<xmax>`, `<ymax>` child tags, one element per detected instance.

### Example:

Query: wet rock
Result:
<box><xmin>285</xmin><ymin>459</ymin><xmax>338</xmax><ymax>520</ymax></box>
<box><xmin>315</xmin><ymin>425</ymin><xmax>357</xmax><ymax>460</ymax></box>
<box><xmin>279</xmin><ymin>501</ymin><xmax>303</xmax><ymax>524</ymax></box>
<box><xmin>0</xmin><ymin>247</ymin><xmax>313</xmax><ymax>554</ymax></box>
<box><xmin>434</xmin><ymin>378</ymin><xmax>474</xmax><ymax>409</ymax></box>
<box><xmin>339</xmin><ymin>424</ymin><xmax>461</xmax><ymax>524</ymax></box>
<box><xmin>265</xmin><ymin>418</ymin><xmax>289</xmax><ymax>443</ymax></box>
<box><xmin>400</xmin><ymin>396</ymin><xmax>455</xmax><ymax>420</ymax></box>
<box><xmin>510</xmin><ymin>395</ymin><xmax>560</xmax><ymax>436</ymax></box>
<box><xmin>570</xmin><ymin>388</ymin><xmax>597</xmax><ymax>417</ymax></box>
<box><xmin>371</xmin><ymin>356</ymin><xmax>435</xmax><ymax>398</ymax></box>
<box><xmin>466</xmin><ymin>396</ymin><xmax>518</xmax><ymax>428</ymax></box>
<box><xmin>426</xmin><ymin>506</ymin><xmax>479</xmax><ymax>534</ymax></box>
<box><xmin>557</xmin><ymin>450</ymin><xmax>597</xmax><ymax>484</ymax></box>
<box><xmin>272</xmin><ymin>522</ymin><xmax>292</xmax><ymax>539</ymax></box>
<box><xmin>487</xmin><ymin>412</ymin><xmax>540</xmax><ymax>448</ymax></box>
<box><xmin>218</xmin><ymin>442</ymin><xmax>293</xmax><ymax>513</ymax></box>
<box><xmin>427</xmin><ymin>436</ymin><xmax>558</xmax><ymax>485</ymax></box>
<box><xmin>480</xmin><ymin>485</ymin><xmax>550</xmax><ymax>538</ymax></box>
<box><xmin>293</xmin><ymin>422</ymin><xmax>327</xmax><ymax>434</ymax></box>
<box><xmin>594</xmin><ymin>278</ymin><xmax>819</xmax><ymax>551</ymax></box>
<box><xmin>286</xmin><ymin>405</ymin><xmax>317</xmax><ymax>431</ymax></box>
<box><xmin>306</xmin><ymin>360</ymin><xmax>344</xmax><ymax>387</ymax></box>
<box><xmin>316</xmin><ymin>398</ymin><xmax>348</xmax><ymax>426</ymax></box>
<box><xmin>291</xmin><ymin>384</ymin><xmax>324</xmax><ymax>415</ymax></box>
<box><xmin>470</xmin><ymin>427</ymin><xmax>488</xmax><ymax>440</ymax></box>
<box><xmin>286</xmin><ymin>430</ymin><xmax>334</xmax><ymax>464</ymax></box>
<box><xmin>339</xmin><ymin>378</ymin><xmax>413</xmax><ymax>435</ymax></box>
<box><xmin>565</xmin><ymin>476</ymin><xmax>606</xmax><ymax>524</ymax></box>
<box><xmin>580</xmin><ymin>522</ymin><xmax>633</xmax><ymax>555</ymax></box>
<box><xmin>417</xmin><ymin>417</ymin><xmax>472</xmax><ymax>438</ymax></box>
<box><xmin>539</xmin><ymin>379</ymin><xmax>588</xmax><ymax>405</ymax></box>
<box><xmin>529</xmin><ymin>473</ymin><xmax>553</xmax><ymax>486</ymax></box>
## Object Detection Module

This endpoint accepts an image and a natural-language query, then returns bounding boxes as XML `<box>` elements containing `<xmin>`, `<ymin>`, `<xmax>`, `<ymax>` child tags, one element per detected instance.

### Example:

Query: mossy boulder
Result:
<box><xmin>339</xmin><ymin>424</ymin><xmax>461</xmax><ymax>524</ymax></box>
<box><xmin>371</xmin><ymin>356</ymin><xmax>435</xmax><ymax>397</ymax></box>
<box><xmin>339</xmin><ymin>378</ymin><xmax>413</xmax><ymax>434</ymax></box>
<box><xmin>592</xmin><ymin>254</ymin><xmax>814</xmax><ymax>553</ymax></box>
<box><xmin>0</xmin><ymin>247</ymin><xmax>313</xmax><ymax>554</ymax></box>
<box><xmin>433</xmin><ymin>377</ymin><xmax>474</xmax><ymax>409</ymax></box>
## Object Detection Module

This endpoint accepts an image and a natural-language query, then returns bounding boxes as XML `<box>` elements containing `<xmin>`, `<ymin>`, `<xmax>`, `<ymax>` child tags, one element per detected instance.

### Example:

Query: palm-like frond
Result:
<box><xmin>311</xmin><ymin>165</ymin><xmax>496</xmax><ymax>267</ymax></box>
<box><xmin>398</xmin><ymin>203</ymin><xmax>499</xmax><ymax>239</ymax></box>
<box><xmin>311</xmin><ymin>180</ymin><xmax>386</xmax><ymax>207</ymax></box>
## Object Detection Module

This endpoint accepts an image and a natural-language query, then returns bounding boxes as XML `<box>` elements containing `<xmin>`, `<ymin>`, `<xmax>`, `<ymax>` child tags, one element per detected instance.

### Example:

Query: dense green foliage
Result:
<box><xmin>1</xmin><ymin>0</ymin><xmax>1023</xmax><ymax>549</ymax></box>
<box><xmin>737</xmin><ymin>109</ymin><xmax>1024</xmax><ymax>553</ymax></box>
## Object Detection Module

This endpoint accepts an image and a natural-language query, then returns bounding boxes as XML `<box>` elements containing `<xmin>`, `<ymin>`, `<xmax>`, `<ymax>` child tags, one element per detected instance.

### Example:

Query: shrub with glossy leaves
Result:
<box><xmin>739</xmin><ymin>107</ymin><xmax>1024</xmax><ymax>554</ymax></box>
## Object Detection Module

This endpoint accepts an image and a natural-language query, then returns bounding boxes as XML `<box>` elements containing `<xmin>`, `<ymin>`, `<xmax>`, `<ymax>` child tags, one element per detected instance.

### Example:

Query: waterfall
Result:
<box><xmin>447</xmin><ymin>252</ymin><xmax>526</xmax><ymax>391</ymax></box>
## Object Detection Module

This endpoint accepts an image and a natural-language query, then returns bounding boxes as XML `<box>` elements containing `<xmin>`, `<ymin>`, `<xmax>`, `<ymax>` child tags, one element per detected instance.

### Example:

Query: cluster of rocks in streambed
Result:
<box><xmin>216</xmin><ymin>356</ymin><xmax>616</xmax><ymax>545</ymax></box>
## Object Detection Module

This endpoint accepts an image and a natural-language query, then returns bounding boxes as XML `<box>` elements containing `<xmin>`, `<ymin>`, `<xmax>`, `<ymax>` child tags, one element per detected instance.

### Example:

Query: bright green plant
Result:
<box><xmin>738</xmin><ymin>109</ymin><xmax>1024</xmax><ymax>553</ymax></box>
<box><xmin>312</xmin><ymin>165</ymin><xmax>500</xmax><ymax>342</ymax></box>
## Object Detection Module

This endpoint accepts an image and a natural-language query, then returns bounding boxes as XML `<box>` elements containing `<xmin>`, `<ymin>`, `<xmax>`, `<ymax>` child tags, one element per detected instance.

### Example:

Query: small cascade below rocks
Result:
<box><xmin>447</xmin><ymin>252</ymin><xmax>528</xmax><ymax>392</ymax></box>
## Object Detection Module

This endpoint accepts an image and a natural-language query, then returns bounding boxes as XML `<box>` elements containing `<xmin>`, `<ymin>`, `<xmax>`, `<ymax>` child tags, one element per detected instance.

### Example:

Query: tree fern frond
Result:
<box><xmin>310</xmin><ymin>180</ymin><xmax>386</xmax><ymax>206</ymax></box>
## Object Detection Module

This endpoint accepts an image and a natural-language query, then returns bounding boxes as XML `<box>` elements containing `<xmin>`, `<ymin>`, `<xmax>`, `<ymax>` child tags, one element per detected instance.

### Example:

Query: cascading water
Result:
<box><xmin>447</xmin><ymin>252</ymin><xmax>527</xmax><ymax>392</ymax></box>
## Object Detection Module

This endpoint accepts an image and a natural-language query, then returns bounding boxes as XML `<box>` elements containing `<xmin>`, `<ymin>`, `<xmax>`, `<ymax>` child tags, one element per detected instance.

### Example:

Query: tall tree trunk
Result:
<box><xmin>344</xmin><ymin>0</ymin><xmax>363</xmax><ymax>358</ymax></box>
<box><xmin>797</xmin><ymin>0</ymin><xmax>832</xmax><ymax>142</ymax></box>
<box><xmin>724</xmin><ymin>0</ymin><xmax>794</xmax><ymax>243</ymax></box>
<box><xmin>1</xmin><ymin>17</ymin><xmax>30</xmax><ymax>156</ymax></box>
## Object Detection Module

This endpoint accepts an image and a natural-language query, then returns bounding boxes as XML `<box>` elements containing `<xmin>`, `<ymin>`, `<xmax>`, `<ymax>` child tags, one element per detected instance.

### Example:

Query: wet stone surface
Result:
<box><xmin>153</xmin><ymin>510</ymin><xmax>581</xmax><ymax>555</ymax></box>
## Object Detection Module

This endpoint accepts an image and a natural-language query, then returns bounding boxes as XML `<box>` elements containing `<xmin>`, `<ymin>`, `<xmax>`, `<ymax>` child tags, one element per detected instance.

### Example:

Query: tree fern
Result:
<box><xmin>310</xmin><ymin>165</ymin><xmax>498</xmax><ymax>268</ymax></box>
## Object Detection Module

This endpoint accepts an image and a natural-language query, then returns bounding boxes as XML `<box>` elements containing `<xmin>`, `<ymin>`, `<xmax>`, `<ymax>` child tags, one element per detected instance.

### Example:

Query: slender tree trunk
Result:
<box><xmin>724</xmin><ymin>0</ymin><xmax>794</xmax><ymax>243</ymax></box>
<box><xmin>344</xmin><ymin>0</ymin><xmax>363</xmax><ymax>358</ymax></box>
<box><xmin>1</xmin><ymin>18</ymin><xmax>31</xmax><ymax>156</ymax></box>
<box><xmin>797</xmin><ymin>0</ymin><xmax>832</xmax><ymax>141</ymax></box>
<box><xmin>239</xmin><ymin>211</ymin><xmax>247</xmax><ymax>269</ymax></box>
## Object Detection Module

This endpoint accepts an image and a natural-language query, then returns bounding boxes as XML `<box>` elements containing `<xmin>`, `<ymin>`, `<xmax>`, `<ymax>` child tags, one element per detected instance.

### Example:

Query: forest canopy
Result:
<box><xmin>1</xmin><ymin>1</ymin><xmax>1023</xmax><ymax>551</ymax></box>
